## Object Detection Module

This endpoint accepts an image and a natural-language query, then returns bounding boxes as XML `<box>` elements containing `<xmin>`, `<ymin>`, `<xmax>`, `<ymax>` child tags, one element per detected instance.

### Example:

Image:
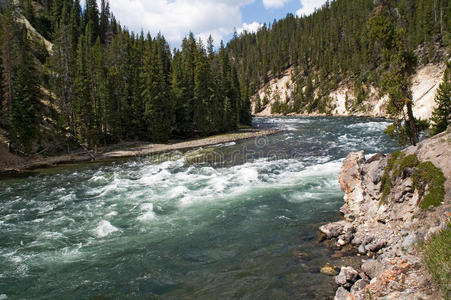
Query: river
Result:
<box><xmin>0</xmin><ymin>117</ymin><xmax>398</xmax><ymax>299</ymax></box>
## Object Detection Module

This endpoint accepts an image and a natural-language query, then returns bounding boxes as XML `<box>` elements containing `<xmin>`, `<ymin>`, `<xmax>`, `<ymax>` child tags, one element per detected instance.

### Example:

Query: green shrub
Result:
<box><xmin>380</xmin><ymin>152</ymin><xmax>445</xmax><ymax>210</ymax></box>
<box><xmin>414</xmin><ymin>162</ymin><xmax>446</xmax><ymax>210</ymax></box>
<box><xmin>423</xmin><ymin>224</ymin><xmax>451</xmax><ymax>298</ymax></box>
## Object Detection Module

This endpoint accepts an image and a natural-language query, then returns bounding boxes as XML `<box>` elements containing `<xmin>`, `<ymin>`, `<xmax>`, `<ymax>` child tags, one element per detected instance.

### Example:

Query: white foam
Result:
<box><xmin>61</xmin><ymin>243</ymin><xmax>83</xmax><ymax>257</ymax></box>
<box><xmin>0</xmin><ymin>294</ymin><xmax>7</xmax><ymax>299</ymax></box>
<box><xmin>237</xmin><ymin>167</ymin><xmax>259</xmax><ymax>183</ymax></box>
<box><xmin>347</xmin><ymin>121</ymin><xmax>391</xmax><ymax>132</ymax></box>
<box><xmin>276</xmin><ymin>215</ymin><xmax>295</xmax><ymax>221</ymax></box>
<box><xmin>138</xmin><ymin>203</ymin><xmax>156</xmax><ymax>222</ymax></box>
<box><xmin>94</xmin><ymin>220</ymin><xmax>119</xmax><ymax>238</ymax></box>
<box><xmin>179</xmin><ymin>194</ymin><xmax>195</xmax><ymax>207</ymax></box>
<box><xmin>106</xmin><ymin>211</ymin><xmax>118</xmax><ymax>217</ymax></box>
<box><xmin>39</xmin><ymin>231</ymin><xmax>63</xmax><ymax>240</ymax></box>
<box><xmin>168</xmin><ymin>186</ymin><xmax>190</xmax><ymax>198</ymax></box>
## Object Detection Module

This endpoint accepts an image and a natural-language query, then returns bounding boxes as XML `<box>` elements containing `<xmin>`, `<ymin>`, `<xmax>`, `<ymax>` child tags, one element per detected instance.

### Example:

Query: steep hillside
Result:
<box><xmin>252</xmin><ymin>62</ymin><xmax>447</xmax><ymax>119</ymax></box>
<box><xmin>228</xmin><ymin>0</ymin><xmax>450</xmax><ymax>121</ymax></box>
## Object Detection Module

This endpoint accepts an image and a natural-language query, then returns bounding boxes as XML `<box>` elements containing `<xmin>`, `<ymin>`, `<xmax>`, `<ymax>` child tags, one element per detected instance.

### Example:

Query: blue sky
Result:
<box><xmin>242</xmin><ymin>0</ymin><xmax>301</xmax><ymax>26</ymax></box>
<box><xmin>103</xmin><ymin>0</ymin><xmax>328</xmax><ymax>48</ymax></box>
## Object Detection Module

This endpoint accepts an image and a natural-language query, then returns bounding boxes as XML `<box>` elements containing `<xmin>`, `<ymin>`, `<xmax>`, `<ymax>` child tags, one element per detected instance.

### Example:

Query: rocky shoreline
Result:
<box><xmin>319</xmin><ymin>128</ymin><xmax>450</xmax><ymax>299</ymax></box>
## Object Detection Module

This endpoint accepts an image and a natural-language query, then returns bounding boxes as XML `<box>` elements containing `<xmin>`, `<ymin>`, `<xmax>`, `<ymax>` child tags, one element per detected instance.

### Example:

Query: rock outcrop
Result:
<box><xmin>320</xmin><ymin>128</ymin><xmax>451</xmax><ymax>299</ymax></box>
<box><xmin>252</xmin><ymin>63</ymin><xmax>446</xmax><ymax>120</ymax></box>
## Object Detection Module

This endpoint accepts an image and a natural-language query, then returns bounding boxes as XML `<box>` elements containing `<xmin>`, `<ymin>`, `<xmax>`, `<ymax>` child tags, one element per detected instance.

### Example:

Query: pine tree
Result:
<box><xmin>10</xmin><ymin>28</ymin><xmax>40</xmax><ymax>153</ymax></box>
<box><xmin>23</xmin><ymin>0</ymin><xmax>35</xmax><ymax>26</ymax></box>
<box><xmin>193</xmin><ymin>39</ymin><xmax>214</xmax><ymax>135</ymax></box>
<box><xmin>430</xmin><ymin>62</ymin><xmax>451</xmax><ymax>136</ymax></box>
<box><xmin>84</xmin><ymin>0</ymin><xmax>100</xmax><ymax>43</ymax></box>
<box><xmin>74</xmin><ymin>31</ymin><xmax>94</xmax><ymax>146</ymax></box>
<box><xmin>1</xmin><ymin>4</ymin><xmax>40</xmax><ymax>153</ymax></box>
<box><xmin>49</xmin><ymin>6</ymin><xmax>76</xmax><ymax>135</ymax></box>
<box><xmin>239</xmin><ymin>79</ymin><xmax>253</xmax><ymax>126</ymax></box>
<box><xmin>99</xmin><ymin>0</ymin><xmax>111</xmax><ymax>44</ymax></box>
<box><xmin>141</xmin><ymin>35</ymin><xmax>174</xmax><ymax>141</ymax></box>
<box><xmin>369</xmin><ymin>2</ymin><xmax>419</xmax><ymax>146</ymax></box>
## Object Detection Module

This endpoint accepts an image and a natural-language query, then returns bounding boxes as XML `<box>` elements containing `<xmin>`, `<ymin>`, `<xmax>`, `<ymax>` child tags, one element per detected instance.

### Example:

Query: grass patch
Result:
<box><xmin>414</xmin><ymin>162</ymin><xmax>446</xmax><ymax>210</ymax></box>
<box><xmin>380</xmin><ymin>151</ymin><xmax>446</xmax><ymax>210</ymax></box>
<box><xmin>422</xmin><ymin>224</ymin><xmax>451</xmax><ymax>298</ymax></box>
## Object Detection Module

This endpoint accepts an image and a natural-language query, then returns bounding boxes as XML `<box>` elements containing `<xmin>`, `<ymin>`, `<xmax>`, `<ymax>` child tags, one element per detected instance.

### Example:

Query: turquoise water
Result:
<box><xmin>0</xmin><ymin>117</ymin><xmax>398</xmax><ymax>299</ymax></box>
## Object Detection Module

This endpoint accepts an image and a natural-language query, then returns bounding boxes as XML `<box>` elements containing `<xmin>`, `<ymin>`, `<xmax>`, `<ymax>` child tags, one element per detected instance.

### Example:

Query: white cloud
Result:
<box><xmin>296</xmin><ymin>0</ymin><xmax>328</xmax><ymax>16</ymax></box>
<box><xmin>99</xmin><ymin>0</ymin><xmax>255</xmax><ymax>47</ymax></box>
<box><xmin>237</xmin><ymin>22</ymin><xmax>263</xmax><ymax>35</ymax></box>
<box><xmin>262</xmin><ymin>0</ymin><xmax>291</xmax><ymax>9</ymax></box>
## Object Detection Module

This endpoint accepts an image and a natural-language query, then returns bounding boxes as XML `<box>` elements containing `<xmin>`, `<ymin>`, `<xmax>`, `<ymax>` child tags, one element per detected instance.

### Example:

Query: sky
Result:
<box><xmin>100</xmin><ymin>0</ymin><xmax>328</xmax><ymax>48</ymax></box>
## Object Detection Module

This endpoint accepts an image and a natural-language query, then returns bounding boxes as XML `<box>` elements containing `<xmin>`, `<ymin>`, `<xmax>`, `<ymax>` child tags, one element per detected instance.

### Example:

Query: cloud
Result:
<box><xmin>237</xmin><ymin>22</ymin><xmax>263</xmax><ymax>35</ymax></box>
<box><xmin>262</xmin><ymin>0</ymin><xmax>292</xmax><ymax>9</ymax></box>
<box><xmin>296</xmin><ymin>0</ymin><xmax>328</xmax><ymax>16</ymax></box>
<box><xmin>99</xmin><ymin>0</ymin><xmax>255</xmax><ymax>47</ymax></box>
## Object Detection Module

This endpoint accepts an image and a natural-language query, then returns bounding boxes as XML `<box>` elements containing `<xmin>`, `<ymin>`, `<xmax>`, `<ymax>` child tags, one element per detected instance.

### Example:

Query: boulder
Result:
<box><xmin>319</xmin><ymin>220</ymin><xmax>347</xmax><ymax>240</ymax></box>
<box><xmin>364</xmin><ymin>239</ymin><xmax>387</xmax><ymax>252</ymax></box>
<box><xmin>364</xmin><ymin>153</ymin><xmax>386</xmax><ymax>184</ymax></box>
<box><xmin>339</xmin><ymin>151</ymin><xmax>365</xmax><ymax>194</ymax></box>
<box><xmin>335</xmin><ymin>266</ymin><xmax>360</xmax><ymax>288</ymax></box>
<box><xmin>334</xmin><ymin>287</ymin><xmax>350</xmax><ymax>300</ymax></box>
<box><xmin>361</xmin><ymin>259</ymin><xmax>385</xmax><ymax>279</ymax></box>
<box><xmin>350</xmin><ymin>279</ymin><xmax>369</xmax><ymax>293</ymax></box>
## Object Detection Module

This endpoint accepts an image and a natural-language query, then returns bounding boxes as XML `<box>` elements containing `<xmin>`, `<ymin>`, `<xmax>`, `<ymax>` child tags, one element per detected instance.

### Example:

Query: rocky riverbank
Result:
<box><xmin>320</xmin><ymin>128</ymin><xmax>450</xmax><ymax>299</ymax></box>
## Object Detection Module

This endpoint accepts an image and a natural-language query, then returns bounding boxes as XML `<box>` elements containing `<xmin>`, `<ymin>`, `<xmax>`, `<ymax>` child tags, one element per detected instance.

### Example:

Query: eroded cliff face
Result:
<box><xmin>320</xmin><ymin>128</ymin><xmax>450</xmax><ymax>299</ymax></box>
<box><xmin>252</xmin><ymin>63</ymin><xmax>446</xmax><ymax>120</ymax></box>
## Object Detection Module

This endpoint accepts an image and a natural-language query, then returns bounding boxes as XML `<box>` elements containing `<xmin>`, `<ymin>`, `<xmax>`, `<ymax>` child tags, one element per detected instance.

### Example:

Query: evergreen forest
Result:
<box><xmin>0</xmin><ymin>0</ymin><xmax>251</xmax><ymax>153</ymax></box>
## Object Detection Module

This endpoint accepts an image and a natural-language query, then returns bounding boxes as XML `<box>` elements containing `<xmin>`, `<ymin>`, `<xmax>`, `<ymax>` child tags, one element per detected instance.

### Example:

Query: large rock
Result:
<box><xmin>334</xmin><ymin>287</ymin><xmax>350</xmax><ymax>300</ymax></box>
<box><xmin>363</xmin><ymin>153</ymin><xmax>386</xmax><ymax>184</ymax></box>
<box><xmin>335</xmin><ymin>266</ymin><xmax>360</xmax><ymax>288</ymax></box>
<box><xmin>338</xmin><ymin>151</ymin><xmax>366</xmax><ymax>219</ymax></box>
<box><xmin>350</xmin><ymin>279</ymin><xmax>369</xmax><ymax>293</ymax></box>
<box><xmin>319</xmin><ymin>220</ymin><xmax>346</xmax><ymax>240</ymax></box>
<box><xmin>361</xmin><ymin>259</ymin><xmax>385</xmax><ymax>279</ymax></box>
<box><xmin>339</xmin><ymin>151</ymin><xmax>365</xmax><ymax>194</ymax></box>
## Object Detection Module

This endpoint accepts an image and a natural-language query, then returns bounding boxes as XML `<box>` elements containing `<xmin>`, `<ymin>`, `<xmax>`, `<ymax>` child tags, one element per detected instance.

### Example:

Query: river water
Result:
<box><xmin>0</xmin><ymin>117</ymin><xmax>398</xmax><ymax>299</ymax></box>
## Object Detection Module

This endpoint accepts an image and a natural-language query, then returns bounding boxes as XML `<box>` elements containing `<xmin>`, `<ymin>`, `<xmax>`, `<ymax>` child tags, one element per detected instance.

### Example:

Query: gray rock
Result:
<box><xmin>361</xmin><ymin>259</ymin><xmax>385</xmax><ymax>279</ymax></box>
<box><xmin>350</xmin><ymin>279</ymin><xmax>369</xmax><ymax>293</ymax></box>
<box><xmin>335</xmin><ymin>266</ymin><xmax>359</xmax><ymax>288</ymax></box>
<box><xmin>351</xmin><ymin>235</ymin><xmax>363</xmax><ymax>246</ymax></box>
<box><xmin>392</xmin><ymin>177</ymin><xmax>414</xmax><ymax>203</ymax></box>
<box><xmin>402</xmin><ymin>233</ymin><xmax>421</xmax><ymax>249</ymax></box>
<box><xmin>365</xmin><ymin>239</ymin><xmax>387</xmax><ymax>252</ymax></box>
<box><xmin>365</xmin><ymin>153</ymin><xmax>386</xmax><ymax>184</ymax></box>
<box><xmin>319</xmin><ymin>220</ymin><xmax>346</xmax><ymax>240</ymax></box>
<box><xmin>334</xmin><ymin>287</ymin><xmax>350</xmax><ymax>300</ymax></box>
<box><xmin>339</xmin><ymin>151</ymin><xmax>365</xmax><ymax>194</ymax></box>
<box><xmin>358</xmin><ymin>243</ymin><xmax>366</xmax><ymax>254</ymax></box>
<box><xmin>359</xmin><ymin>272</ymin><xmax>369</xmax><ymax>281</ymax></box>
<box><xmin>337</xmin><ymin>224</ymin><xmax>355</xmax><ymax>246</ymax></box>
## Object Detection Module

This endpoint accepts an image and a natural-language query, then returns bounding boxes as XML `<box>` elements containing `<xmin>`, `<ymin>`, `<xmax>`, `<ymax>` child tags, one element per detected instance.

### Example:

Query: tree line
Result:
<box><xmin>0</xmin><ymin>0</ymin><xmax>251</xmax><ymax>154</ymax></box>
<box><xmin>227</xmin><ymin>0</ymin><xmax>450</xmax><ymax>144</ymax></box>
